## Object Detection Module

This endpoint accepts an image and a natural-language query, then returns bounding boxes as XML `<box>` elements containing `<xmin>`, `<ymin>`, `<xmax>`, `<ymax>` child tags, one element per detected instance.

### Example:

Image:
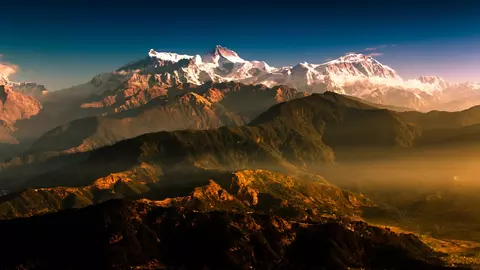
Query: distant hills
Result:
<box><xmin>27</xmin><ymin>83</ymin><xmax>305</xmax><ymax>155</ymax></box>
<box><xmin>19</xmin><ymin>92</ymin><xmax>422</xmax><ymax>189</ymax></box>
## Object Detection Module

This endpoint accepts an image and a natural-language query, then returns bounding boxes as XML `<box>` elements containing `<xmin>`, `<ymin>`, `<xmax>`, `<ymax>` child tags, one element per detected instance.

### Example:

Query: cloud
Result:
<box><xmin>363</xmin><ymin>44</ymin><xmax>397</xmax><ymax>52</ymax></box>
<box><xmin>367</xmin><ymin>52</ymin><xmax>384</xmax><ymax>57</ymax></box>
<box><xmin>0</xmin><ymin>53</ymin><xmax>19</xmax><ymax>78</ymax></box>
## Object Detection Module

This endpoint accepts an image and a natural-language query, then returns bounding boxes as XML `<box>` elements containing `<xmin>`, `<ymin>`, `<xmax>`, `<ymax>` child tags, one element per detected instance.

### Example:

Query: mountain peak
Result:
<box><xmin>204</xmin><ymin>45</ymin><xmax>244</xmax><ymax>64</ymax></box>
<box><xmin>322</xmin><ymin>53</ymin><xmax>400</xmax><ymax>80</ymax></box>
<box><xmin>330</xmin><ymin>53</ymin><xmax>375</xmax><ymax>63</ymax></box>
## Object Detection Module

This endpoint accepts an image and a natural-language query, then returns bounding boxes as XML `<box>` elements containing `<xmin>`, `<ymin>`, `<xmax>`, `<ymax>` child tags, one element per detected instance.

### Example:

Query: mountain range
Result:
<box><xmin>111</xmin><ymin>45</ymin><xmax>479</xmax><ymax>111</ymax></box>
<box><xmin>0</xmin><ymin>50</ymin><xmax>480</xmax><ymax>268</ymax></box>
<box><xmin>2</xmin><ymin>90</ymin><xmax>479</xmax><ymax>191</ymax></box>
<box><xmin>0</xmin><ymin>45</ymin><xmax>478</xmax><ymax>150</ymax></box>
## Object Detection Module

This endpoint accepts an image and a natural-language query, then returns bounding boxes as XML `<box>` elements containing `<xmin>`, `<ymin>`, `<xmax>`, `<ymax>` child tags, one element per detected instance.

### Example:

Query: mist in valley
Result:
<box><xmin>315</xmin><ymin>145</ymin><xmax>480</xmax><ymax>242</ymax></box>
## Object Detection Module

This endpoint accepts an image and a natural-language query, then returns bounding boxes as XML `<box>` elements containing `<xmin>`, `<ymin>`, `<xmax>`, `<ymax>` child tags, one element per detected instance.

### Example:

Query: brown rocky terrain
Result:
<box><xmin>0</xmin><ymin>198</ymin><xmax>460</xmax><ymax>270</ymax></box>
<box><xmin>0</xmin><ymin>85</ymin><xmax>43</xmax><ymax>145</ymax></box>
<box><xmin>0</xmin><ymin>169</ymin><xmax>370</xmax><ymax>220</ymax></box>
<box><xmin>0</xmin><ymin>85</ymin><xmax>42</xmax><ymax>126</ymax></box>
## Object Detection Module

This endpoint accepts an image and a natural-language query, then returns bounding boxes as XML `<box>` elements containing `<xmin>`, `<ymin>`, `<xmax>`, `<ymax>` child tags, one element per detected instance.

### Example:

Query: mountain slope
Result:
<box><xmin>0</xmin><ymin>120</ymin><xmax>17</xmax><ymax>144</ymax></box>
<box><xmin>24</xmin><ymin>92</ymin><xmax>419</xmax><ymax>189</ymax></box>
<box><xmin>25</xmin><ymin>82</ymin><xmax>305</xmax><ymax>155</ymax></box>
<box><xmin>401</xmin><ymin>106</ymin><xmax>480</xmax><ymax>130</ymax></box>
<box><xmin>27</xmin><ymin>92</ymin><xmax>245</xmax><ymax>154</ymax></box>
<box><xmin>0</xmin><ymin>85</ymin><xmax>42</xmax><ymax>125</ymax></box>
<box><xmin>416</xmin><ymin>123</ymin><xmax>480</xmax><ymax>147</ymax></box>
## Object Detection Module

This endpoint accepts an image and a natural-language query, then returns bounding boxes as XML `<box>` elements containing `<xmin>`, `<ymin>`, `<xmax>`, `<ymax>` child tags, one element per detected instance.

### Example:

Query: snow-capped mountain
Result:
<box><xmin>77</xmin><ymin>45</ymin><xmax>479</xmax><ymax>111</ymax></box>
<box><xmin>0</xmin><ymin>74</ymin><xmax>48</xmax><ymax>99</ymax></box>
<box><xmin>0</xmin><ymin>85</ymin><xmax>42</xmax><ymax>126</ymax></box>
<box><xmin>119</xmin><ymin>47</ymin><xmax>401</xmax><ymax>87</ymax></box>
<box><xmin>323</xmin><ymin>53</ymin><xmax>401</xmax><ymax>79</ymax></box>
<box><xmin>7</xmin><ymin>82</ymin><xmax>48</xmax><ymax>99</ymax></box>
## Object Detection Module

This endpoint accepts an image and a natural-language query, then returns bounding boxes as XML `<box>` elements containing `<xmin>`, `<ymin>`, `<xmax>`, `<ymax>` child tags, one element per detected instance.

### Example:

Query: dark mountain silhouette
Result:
<box><xmin>0</xmin><ymin>198</ymin><xmax>459</xmax><ymax>270</ymax></box>
<box><xmin>23</xmin><ymin>92</ymin><xmax>420</xmax><ymax>189</ymax></box>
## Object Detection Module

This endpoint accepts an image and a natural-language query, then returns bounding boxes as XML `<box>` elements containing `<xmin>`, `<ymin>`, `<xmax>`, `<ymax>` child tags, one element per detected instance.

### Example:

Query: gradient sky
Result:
<box><xmin>0</xmin><ymin>2</ymin><xmax>479</xmax><ymax>90</ymax></box>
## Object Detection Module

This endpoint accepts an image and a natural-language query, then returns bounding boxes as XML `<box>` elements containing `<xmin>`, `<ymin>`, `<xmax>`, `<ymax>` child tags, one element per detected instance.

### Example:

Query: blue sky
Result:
<box><xmin>0</xmin><ymin>3</ymin><xmax>479</xmax><ymax>90</ymax></box>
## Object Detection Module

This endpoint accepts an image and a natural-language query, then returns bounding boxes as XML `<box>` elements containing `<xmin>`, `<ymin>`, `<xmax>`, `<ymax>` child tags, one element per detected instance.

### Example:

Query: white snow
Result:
<box><xmin>148</xmin><ymin>49</ymin><xmax>193</xmax><ymax>63</ymax></box>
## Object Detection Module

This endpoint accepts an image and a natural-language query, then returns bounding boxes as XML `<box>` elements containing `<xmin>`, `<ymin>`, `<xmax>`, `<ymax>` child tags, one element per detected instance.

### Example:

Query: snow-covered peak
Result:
<box><xmin>327</xmin><ymin>53</ymin><xmax>373</xmax><ymax>64</ymax></box>
<box><xmin>320</xmin><ymin>53</ymin><xmax>400</xmax><ymax>80</ymax></box>
<box><xmin>418</xmin><ymin>76</ymin><xmax>450</xmax><ymax>90</ymax></box>
<box><xmin>148</xmin><ymin>49</ymin><xmax>193</xmax><ymax>63</ymax></box>
<box><xmin>455</xmin><ymin>82</ymin><xmax>480</xmax><ymax>90</ymax></box>
<box><xmin>203</xmin><ymin>45</ymin><xmax>245</xmax><ymax>64</ymax></box>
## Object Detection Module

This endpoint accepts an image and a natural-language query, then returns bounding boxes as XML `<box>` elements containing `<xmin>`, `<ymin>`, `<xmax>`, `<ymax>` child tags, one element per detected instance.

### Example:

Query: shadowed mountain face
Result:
<box><xmin>0</xmin><ymin>82</ymin><xmax>305</xmax><ymax>182</ymax></box>
<box><xmin>399</xmin><ymin>106</ymin><xmax>480</xmax><ymax>148</ymax></box>
<box><xmin>0</xmin><ymin>199</ymin><xmax>457</xmax><ymax>270</ymax></box>
<box><xmin>28</xmin><ymin>92</ymin><xmax>246</xmax><ymax>154</ymax></box>
<box><xmin>401</xmin><ymin>106</ymin><xmax>480</xmax><ymax>130</ymax></box>
<box><xmin>0</xmin><ymin>120</ymin><xmax>17</xmax><ymax>144</ymax></box>
<box><xmin>2</xmin><ymin>91</ymin><xmax>480</xmax><ymax>192</ymax></box>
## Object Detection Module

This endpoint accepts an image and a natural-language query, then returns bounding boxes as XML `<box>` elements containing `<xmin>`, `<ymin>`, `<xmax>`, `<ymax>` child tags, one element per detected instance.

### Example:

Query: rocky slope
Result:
<box><xmin>8</xmin><ymin>82</ymin><xmax>48</xmax><ymax>99</ymax></box>
<box><xmin>0</xmin><ymin>85</ymin><xmax>42</xmax><ymax>125</ymax></box>
<box><xmin>0</xmin><ymin>85</ymin><xmax>43</xmax><ymax>144</ymax></box>
<box><xmin>0</xmin><ymin>168</ymin><xmax>371</xmax><ymax>220</ymax></box>
<box><xmin>0</xmin><ymin>198</ymin><xmax>460</xmax><ymax>270</ymax></box>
